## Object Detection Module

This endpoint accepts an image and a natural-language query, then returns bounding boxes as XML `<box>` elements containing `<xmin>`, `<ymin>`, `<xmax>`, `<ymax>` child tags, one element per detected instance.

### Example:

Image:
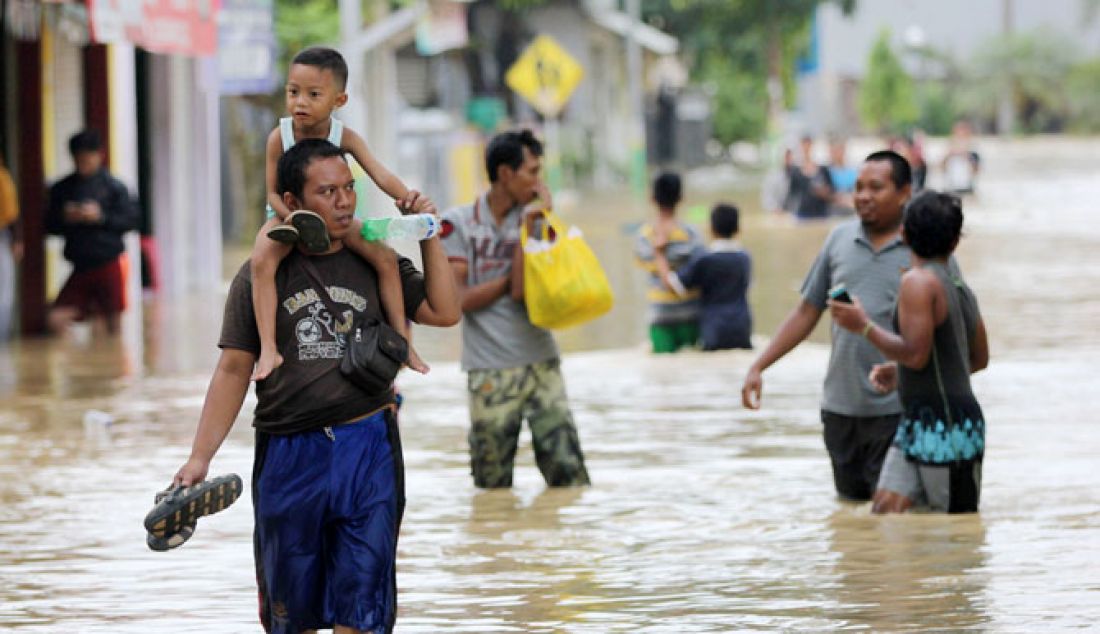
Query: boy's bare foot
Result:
<box><xmin>406</xmin><ymin>345</ymin><xmax>430</xmax><ymax>375</ymax></box>
<box><xmin>252</xmin><ymin>350</ymin><xmax>284</xmax><ymax>381</ymax></box>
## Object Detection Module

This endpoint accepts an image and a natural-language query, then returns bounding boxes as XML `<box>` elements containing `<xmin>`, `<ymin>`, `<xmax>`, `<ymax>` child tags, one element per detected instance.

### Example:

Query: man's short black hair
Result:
<box><xmin>69</xmin><ymin>129</ymin><xmax>103</xmax><ymax>156</ymax></box>
<box><xmin>485</xmin><ymin>129</ymin><xmax>543</xmax><ymax>182</ymax></box>
<box><xmin>710</xmin><ymin>203</ymin><xmax>740</xmax><ymax>238</ymax></box>
<box><xmin>863</xmin><ymin>150</ymin><xmax>912</xmax><ymax>189</ymax></box>
<box><xmin>652</xmin><ymin>171</ymin><xmax>682</xmax><ymax>208</ymax></box>
<box><xmin>277</xmin><ymin>138</ymin><xmax>346</xmax><ymax>201</ymax></box>
<box><xmin>291</xmin><ymin>46</ymin><xmax>349</xmax><ymax>91</ymax></box>
<box><xmin>903</xmin><ymin>190</ymin><xmax>964</xmax><ymax>259</ymax></box>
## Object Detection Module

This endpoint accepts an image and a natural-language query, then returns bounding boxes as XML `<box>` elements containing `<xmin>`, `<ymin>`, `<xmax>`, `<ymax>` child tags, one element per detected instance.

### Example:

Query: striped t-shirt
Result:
<box><xmin>633</xmin><ymin>222</ymin><xmax>706</xmax><ymax>325</ymax></box>
<box><xmin>440</xmin><ymin>195</ymin><xmax>559</xmax><ymax>372</ymax></box>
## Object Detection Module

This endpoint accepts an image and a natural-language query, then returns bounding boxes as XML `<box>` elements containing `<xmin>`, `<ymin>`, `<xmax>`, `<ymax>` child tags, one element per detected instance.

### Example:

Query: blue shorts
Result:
<box><xmin>252</xmin><ymin>409</ymin><xmax>404</xmax><ymax>633</ymax></box>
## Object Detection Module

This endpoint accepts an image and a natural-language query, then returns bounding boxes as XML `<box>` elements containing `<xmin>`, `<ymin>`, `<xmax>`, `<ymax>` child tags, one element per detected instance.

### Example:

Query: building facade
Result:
<box><xmin>1</xmin><ymin>1</ymin><xmax>222</xmax><ymax>336</ymax></box>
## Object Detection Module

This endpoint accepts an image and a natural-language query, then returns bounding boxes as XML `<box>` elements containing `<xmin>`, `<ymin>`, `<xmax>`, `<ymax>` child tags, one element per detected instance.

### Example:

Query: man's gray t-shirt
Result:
<box><xmin>801</xmin><ymin>219</ymin><xmax>911</xmax><ymax>417</ymax></box>
<box><xmin>442</xmin><ymin>194</ymin><xmax>559</xmax><ymax>371</ymax></box>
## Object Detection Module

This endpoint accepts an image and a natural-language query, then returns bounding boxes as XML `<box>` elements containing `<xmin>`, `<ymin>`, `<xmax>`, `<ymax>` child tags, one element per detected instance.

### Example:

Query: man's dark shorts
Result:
<box><xmin>54</xmin><ymin>254</ymin><xmax>128</xmax><ymax>319</ymax></box>
<box><xmin>821</xmin><ymin>410</ymin><xmax>900</xmax><ymax>501</ymax></box>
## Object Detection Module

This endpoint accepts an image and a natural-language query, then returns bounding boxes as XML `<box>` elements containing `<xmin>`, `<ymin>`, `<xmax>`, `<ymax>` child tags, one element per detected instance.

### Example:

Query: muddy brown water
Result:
<box><xmin>1</xmin><ymin>137</ymin><xmax>1098</xmax><ymax>631</ymax></box>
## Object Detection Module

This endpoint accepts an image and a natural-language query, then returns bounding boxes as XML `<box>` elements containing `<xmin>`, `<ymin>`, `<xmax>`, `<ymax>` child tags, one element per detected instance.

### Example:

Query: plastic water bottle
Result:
<box><xmin>361</xmin><ymin>214</ymin><xmax>440</xmax><ymax>241</ymax></box>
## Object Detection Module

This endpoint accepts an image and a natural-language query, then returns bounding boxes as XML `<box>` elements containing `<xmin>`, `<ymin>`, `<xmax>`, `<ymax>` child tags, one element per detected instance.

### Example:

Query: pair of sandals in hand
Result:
<box><xmin>144</xmin><ymin>474</ymin><xmax>243</xmax><ymax>551</ymax></box>
<box><xmin>269</xmin><ymin>210</ymin><xmax>331</xmax><ymax>253</ymax></box>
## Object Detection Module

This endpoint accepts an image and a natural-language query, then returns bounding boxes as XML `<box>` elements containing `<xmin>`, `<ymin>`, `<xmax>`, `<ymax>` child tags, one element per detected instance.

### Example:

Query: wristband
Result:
<box><xmin>861</xmin><ymin>321</ymin><xmax>873</xmax><ymax>338</ymax></box>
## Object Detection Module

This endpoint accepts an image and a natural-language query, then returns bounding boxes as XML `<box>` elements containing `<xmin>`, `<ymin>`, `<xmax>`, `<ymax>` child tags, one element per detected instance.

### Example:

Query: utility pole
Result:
<box><xmin>339</xmin><ymin>0</ymin><xmax>365</xmax><ymax>135</ymax></box>
<box><xmin>997</xmin><ymin>0</ymin><xmax>1016</xmax><ymax>135</ymax></box>
<box><xmin>625</xmin><ymin>0</ymin><xmax>647</xmax><ymax>197</ymax></box>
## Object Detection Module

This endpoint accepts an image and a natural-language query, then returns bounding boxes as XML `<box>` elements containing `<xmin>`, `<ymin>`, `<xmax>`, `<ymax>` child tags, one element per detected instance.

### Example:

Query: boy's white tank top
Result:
<box><xmin>279</xmin><ymin>117</ymin><xmax>344</xmax><ymax>152</ymax></box>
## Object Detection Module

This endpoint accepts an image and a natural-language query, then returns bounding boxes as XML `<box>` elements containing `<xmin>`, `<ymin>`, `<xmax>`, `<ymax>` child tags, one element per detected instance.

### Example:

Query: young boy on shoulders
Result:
<box><xmin>652</xmin><ymin>203</ymin><xmax>753</xmax><ymax>351</ymax></box>
<box><xmin>251</xmin><ymin>46</ymin><xmax>433</xmax><ymax>380</ymax></box>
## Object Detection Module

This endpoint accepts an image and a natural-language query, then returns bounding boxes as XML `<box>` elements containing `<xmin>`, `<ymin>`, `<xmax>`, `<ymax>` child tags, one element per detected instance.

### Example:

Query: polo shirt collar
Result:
<box><xmin>474</xmin><ymin>192</ymin><xmax>522</xmax><ymax>228</ymax></box>
<box><xmin>855</xmin><ymin>223</ymin><xmax>904</xmax><ymax>251</ymax></box>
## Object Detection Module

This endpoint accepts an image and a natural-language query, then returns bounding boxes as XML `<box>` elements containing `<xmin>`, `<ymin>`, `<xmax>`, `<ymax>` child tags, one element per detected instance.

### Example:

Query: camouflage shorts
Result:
<box><xmin>466</xmin><ymin>358</ymin><xmax>591</xmax><ymax>489</ymax></box>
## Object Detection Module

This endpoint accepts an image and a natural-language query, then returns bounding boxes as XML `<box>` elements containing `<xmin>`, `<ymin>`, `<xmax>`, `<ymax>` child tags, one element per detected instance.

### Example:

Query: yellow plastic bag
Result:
<box><xmin>522</xmin><ymin>210</ymin><xmax>613</xmax><ymax>329</ymax></box>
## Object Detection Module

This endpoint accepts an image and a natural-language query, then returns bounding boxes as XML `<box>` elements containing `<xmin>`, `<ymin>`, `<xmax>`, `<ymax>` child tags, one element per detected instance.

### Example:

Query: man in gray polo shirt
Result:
<box><xmin>442</xmin><ymin>129</ymin><xmax>590</xmax><ymax>489</ymax></box>
<box><xmin>741</xmin><ymin>150</ymin><xmax>913</xmax><ymax>501</ymax></box>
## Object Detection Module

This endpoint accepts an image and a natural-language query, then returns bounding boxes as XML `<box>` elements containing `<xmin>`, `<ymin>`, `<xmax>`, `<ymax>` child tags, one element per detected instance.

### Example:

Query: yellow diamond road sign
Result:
<box><xmin>505</xmin><ymin>35</ymin><xmax>585</xmax><ymax>118</ymax></box>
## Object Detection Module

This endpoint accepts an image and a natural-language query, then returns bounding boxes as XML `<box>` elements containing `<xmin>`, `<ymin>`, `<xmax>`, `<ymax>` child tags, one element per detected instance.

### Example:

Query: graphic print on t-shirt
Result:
<box><xmin>281</xmin><ymin>285</ymin><xmax>368</xmax><ymax>361</ymax></box>
<box><xmin>470</xmin><ymin>235</ymin><xmax>516</xmax><ymax>284</ymax></box>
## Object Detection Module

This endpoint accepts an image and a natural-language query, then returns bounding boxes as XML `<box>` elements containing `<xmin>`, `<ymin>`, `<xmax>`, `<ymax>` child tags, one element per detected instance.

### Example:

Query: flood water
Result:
<box><xmin>2</xmin><ymin>137</ymin><xmax>1099</xmax><ymax>632</ymax></box>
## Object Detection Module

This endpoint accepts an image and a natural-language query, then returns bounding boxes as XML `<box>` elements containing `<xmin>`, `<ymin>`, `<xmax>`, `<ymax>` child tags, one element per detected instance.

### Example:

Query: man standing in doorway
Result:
<box><xmin>46</xmin><ymin>129</ymin><xmax>138</xmax><ymax>335</ymax></box>
<box><xmin>741</xmin><ymin>150</ymin><xmax>913</xmax><ymax>501</ymax></box>
<box><xmin>442</xmin><ymin>129</ymin><xmax>590</xmax><ymax>489</ymax></box>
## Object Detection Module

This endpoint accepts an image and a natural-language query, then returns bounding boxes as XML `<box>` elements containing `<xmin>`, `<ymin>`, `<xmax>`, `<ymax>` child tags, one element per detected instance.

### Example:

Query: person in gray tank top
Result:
<box><xmin>830</xmin><ymin>190</ymin><xmax>990</xmax><ymax>513</ymax></box>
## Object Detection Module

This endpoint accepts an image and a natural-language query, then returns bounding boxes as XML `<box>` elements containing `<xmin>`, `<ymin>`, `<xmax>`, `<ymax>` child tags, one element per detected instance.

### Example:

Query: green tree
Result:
<box><xmin>275</xmin><ymin>0</ymin><xmax>340</xmax><ymax>72</ymax></box>
<box><xmin>958</xmin><ymin>29</ymin><xmax>1077</xmax><ymax>133</ymax></box>
<box><xmin>857</xmin><ymin>29</ymin><xmax>917</xmax><ymax>134</ymax></box>
<box><xmin>643</xmin><ymin>0</ymin><xmax>854</xmax><ymax>144</ymax></box>
<box><xmin>1067</xmin><ymin>58</ymin><xmax>1100</xmax><ymax>132</ymax></box>
<box><xmin>698</xmin><ymin>59</ymin><xmax>768</xmax><ymax>143</ymax></box>
<box><xmin>496</xmin><ymin>0</ymin><xmax>549</xmax><ymax>9</ymax></box>
<box><xmin>916</xmin><ymin>82</ymin><xmax>959</xmax><ymax>136</ymax></box>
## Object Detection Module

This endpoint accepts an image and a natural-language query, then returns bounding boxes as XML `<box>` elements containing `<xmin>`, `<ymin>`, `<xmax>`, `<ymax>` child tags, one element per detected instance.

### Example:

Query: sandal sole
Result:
<box><xmin>267</xmin><ymin>224</ymin><xmax>300</xmax><ymax>244</ymax></box>
<box><xmin>144</xmin><ymin>474</ymin><xmax>243</xmax><ymax>539</ymax></box>
<box><xmin>147</xmin><ymin>523</ymin><xmax>195</xmax><ymax>552</ymax></box>
<box><xmin>289</xmin><ymin>210</ymin><xmax>331</xmax><ymax>253</ymax></box>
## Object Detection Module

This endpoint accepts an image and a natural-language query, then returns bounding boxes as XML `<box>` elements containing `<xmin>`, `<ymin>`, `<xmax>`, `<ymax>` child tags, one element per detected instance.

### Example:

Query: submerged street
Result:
<box><xmin>1</xmin><ymin>137</ymin><xmax>1098</xmax><ymax>632</ymax></box>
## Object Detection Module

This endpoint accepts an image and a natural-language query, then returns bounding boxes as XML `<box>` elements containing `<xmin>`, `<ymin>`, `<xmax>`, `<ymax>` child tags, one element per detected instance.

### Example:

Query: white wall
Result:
<box><xmin>148</xmin><ymin>55</ymin><xmax>222</xmax><ymax>298</ymax></box>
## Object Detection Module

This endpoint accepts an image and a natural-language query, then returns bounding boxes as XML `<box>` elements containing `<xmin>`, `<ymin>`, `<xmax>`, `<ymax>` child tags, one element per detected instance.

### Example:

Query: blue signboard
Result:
<box><xmin>219</xmin><ymin>0</ymin><xmax>277</xmax><ymax>95</ymax></box>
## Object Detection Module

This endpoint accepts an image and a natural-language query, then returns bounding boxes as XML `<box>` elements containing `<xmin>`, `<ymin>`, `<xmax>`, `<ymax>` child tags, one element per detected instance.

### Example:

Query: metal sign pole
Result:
<box><xmin>545</xmin><ymin>115</ymin><xmax>562</xmax><ymax>195</ymax></box>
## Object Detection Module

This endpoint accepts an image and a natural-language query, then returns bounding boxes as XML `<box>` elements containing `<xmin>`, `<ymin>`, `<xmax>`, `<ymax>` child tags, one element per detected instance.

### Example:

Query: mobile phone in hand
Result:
<box><xmin>828</xmin><ymin>283</ymin><xmax>852</xmax><ymax>303</ymax></box>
